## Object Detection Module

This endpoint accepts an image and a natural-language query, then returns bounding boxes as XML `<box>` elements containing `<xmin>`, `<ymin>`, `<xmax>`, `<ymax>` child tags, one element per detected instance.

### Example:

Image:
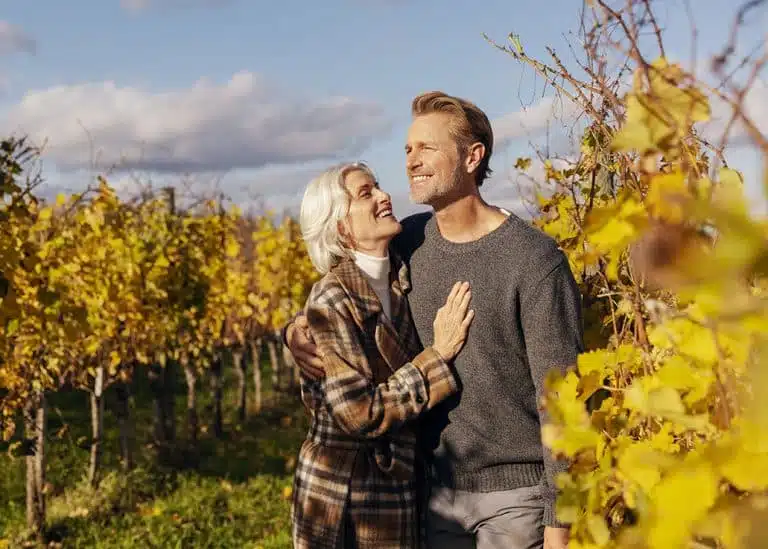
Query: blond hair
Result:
<box><xmin>411</xmin><ymin>91</ymin><xmax>494</xmax><ymax>186</ymax></box>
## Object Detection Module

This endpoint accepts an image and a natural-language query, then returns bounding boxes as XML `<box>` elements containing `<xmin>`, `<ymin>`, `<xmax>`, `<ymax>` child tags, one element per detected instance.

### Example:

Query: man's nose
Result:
<box><xmin>406</xmin><ymin>152</ymin><xmax>421</xmax><ymax>171</ymax></box>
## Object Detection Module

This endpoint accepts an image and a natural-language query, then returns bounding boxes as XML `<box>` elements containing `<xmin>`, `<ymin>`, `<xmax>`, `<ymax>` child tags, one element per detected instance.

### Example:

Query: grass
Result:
<box><xmin>0</xmin><ymin>361</ymin><xmax>309</xmax><ymax>548</ymax></box>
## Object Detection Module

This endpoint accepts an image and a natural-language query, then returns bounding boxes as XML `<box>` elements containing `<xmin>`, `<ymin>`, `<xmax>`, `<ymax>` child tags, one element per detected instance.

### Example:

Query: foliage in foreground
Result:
<box><xmin>493</xmin><ymin>1</ymin><xmax>768</xmax><ymax>548</ymax></box>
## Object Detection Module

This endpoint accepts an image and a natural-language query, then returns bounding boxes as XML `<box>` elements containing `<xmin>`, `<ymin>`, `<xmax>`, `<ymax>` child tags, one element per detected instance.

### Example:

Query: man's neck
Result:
<box><xmin>433</xmin><ymin>192</ymin><xmax>509</xmax><ymax>244</ymax></box>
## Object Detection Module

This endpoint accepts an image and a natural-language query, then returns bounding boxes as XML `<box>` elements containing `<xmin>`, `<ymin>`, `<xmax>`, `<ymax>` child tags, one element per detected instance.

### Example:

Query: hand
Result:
<box><xmin>286</xmin><ymin>315</ymin><xmax>324</xmax><ymax>380</ymax></box>
<box><xmin>544</xmin><ymin>526</ymin><xmax>569</xmax><ymax>549</ymax></box>
<box><xmin>432</xmin><ymin>281</ymin><xmax>474</xmax><ymax>361</ymax></box>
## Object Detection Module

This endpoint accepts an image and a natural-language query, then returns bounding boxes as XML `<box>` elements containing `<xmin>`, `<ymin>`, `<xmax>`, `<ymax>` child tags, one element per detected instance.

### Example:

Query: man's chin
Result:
<box><xmin>408</xmin><ymin>191</ymin><xmax>432</xmax><ymax>206</ymax></box>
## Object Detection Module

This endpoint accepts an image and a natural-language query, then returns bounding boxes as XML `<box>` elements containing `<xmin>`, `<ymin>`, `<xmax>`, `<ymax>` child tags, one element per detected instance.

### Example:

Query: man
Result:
<box><xmin>285</xmin><ymin>91</ymin><xmax>583</xmax><ymax>549</ymax></box>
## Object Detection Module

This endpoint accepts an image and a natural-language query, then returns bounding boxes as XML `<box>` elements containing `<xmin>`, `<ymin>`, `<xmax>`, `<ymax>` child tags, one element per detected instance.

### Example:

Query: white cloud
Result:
<box><xmin>481</xmin><ymin>179</ymin><xmax>529</xmax><ymax>217</ymax></box>
<box><xmin>0</xmin><ymin>21</ymin><xmax>36</xmax><ymax>56</ymax></box>
<box><xmin>36</xmin><ymin>158</ymin><xmax>383</xmax><ymax>220</ymax></box>
<box><xmin>698</xmin><ymin>79</ymin><xmax>768</xmax><ymax>150</ymax></box>
<box><xmin>492</xmin><ymin>95</ymin><xmax>581</xmax><ymax>148</ymax></box>
<box><xmin>5</xmin><ymin>71</ymin><xmax>392</xmax><ymax>174</ymax></box>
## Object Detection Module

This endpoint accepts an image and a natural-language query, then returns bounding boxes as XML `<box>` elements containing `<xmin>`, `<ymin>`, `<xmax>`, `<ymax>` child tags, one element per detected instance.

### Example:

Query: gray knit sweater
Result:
<box><xmin>393</xmin><ymin>211</ymin><xmax>584</xmax><ymax>527</ymax></box>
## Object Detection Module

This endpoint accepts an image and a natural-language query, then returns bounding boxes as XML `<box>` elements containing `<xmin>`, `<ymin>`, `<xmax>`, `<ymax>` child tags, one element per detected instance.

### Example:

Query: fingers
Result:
<box><xmin>293</xmin><ymin>325</ymin><xmax>316</xmax><ymax>349</ymax></box>
<box><xmin>456</xmin><ymin>284</ymin><xmax>472</xmax><ymax>315</ymax></box>
<box><xmin>446</xmin><ymin>281</ymin><xmax>462</xmax><ymax>306</ymax></box>
<box><xmin>295</xmin><ymin>335</ymin><xmax>322</xmax><ymax>362</ymax></box>
<box><xmin>447</xmin><ymin>281</ymin><xmax>470</xmax><ymax>312</ymax></box>
<box><xmin>300</xmin><ymin>363</ymin><xmax>325</xmax><ymax>381</ymax></box>
<box><xmin>289</xmin><ymin>322</ymin><xmax>325</xmax><ymax>379</ymax></box>
<box><xmin>461</xmin><ymin>309</ymin><xmax>475</xmax><ymax>333</ymax></box>
<box><xmin>293</xmin><ymin>349</ymin><xmax>326</xmax><ymax>379</ymax></box>
<box><xmin>296</xmin><ymin>315</ymin><xmax>309</xmax><ymax>330</ymax></box>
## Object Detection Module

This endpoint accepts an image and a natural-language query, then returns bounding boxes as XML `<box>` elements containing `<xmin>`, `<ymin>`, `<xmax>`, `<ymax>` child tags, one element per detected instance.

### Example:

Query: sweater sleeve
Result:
<box><xmin>520</xmin><ymin>250</ymin><xmax>584</xmax><ymax>527</ymax></box>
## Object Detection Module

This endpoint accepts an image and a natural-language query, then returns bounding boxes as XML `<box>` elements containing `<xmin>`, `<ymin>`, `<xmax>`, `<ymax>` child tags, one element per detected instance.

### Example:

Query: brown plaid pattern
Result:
<box><xmin>291</xmin><ymin>254</ymin><xmax>458</xmax><ymax>549</ymax></box>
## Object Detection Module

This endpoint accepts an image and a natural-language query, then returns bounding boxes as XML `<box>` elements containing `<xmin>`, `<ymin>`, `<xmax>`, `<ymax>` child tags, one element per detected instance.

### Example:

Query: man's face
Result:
<box><xmin>405</xmin><ymin>113</ymin><xmax>466</xmax><ymax>207</ymax></box>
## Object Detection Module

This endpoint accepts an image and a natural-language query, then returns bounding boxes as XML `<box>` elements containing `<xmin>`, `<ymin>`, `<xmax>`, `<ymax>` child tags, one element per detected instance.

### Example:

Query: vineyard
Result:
<box><xmin>2</xmin><ymin>0</ymin><xmax>768</xmax><ymax>547</ymax></box>
<box><xmin>0</xmin><ymin>140</ymin><xmax>319</xmax><ymax>546</ymax></box>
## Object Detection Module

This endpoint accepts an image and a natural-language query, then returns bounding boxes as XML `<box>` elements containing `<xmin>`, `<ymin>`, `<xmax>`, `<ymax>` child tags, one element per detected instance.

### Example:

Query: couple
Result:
<box><xmin>285</xmin><ymin>91</ymin><xmax>584</xmax><ymax>549</ymax></box>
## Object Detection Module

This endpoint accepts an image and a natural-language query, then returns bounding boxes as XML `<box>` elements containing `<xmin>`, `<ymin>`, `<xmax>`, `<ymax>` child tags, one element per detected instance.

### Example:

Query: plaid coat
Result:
<box><xmin>291</xmin><ymin>254</ymin><xmax>459</xmax><ymax>549</ymax></box>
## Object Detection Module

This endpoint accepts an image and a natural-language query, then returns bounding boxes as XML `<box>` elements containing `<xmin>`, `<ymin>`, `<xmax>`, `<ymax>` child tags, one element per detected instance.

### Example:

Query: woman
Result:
<box><xmin>291</xmin><ymin>161</ymin><xmax>474</xmax><ymax>549</ymax></box>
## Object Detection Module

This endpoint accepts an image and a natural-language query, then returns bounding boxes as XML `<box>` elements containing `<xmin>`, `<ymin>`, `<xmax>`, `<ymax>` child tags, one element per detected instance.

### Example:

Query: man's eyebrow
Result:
<box><xmin>406</xmin><ymin>140</ymin><xmax>431</xmax><ymax>150</ymax></box>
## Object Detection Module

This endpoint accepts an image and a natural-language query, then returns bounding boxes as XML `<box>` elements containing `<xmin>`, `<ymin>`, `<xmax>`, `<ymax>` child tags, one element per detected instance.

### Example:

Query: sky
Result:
<box><xmin>1</xmin><ymin>0</ymin><xmax>766</xmax><ymax>219</ymax></box>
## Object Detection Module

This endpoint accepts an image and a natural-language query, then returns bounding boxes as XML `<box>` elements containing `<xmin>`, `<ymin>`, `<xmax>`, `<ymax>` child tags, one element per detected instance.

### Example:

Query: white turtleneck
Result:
<box><xmin>353</xmin><ymin>250</ymin><xmax>392</xmax><ymax>319</ymax></box>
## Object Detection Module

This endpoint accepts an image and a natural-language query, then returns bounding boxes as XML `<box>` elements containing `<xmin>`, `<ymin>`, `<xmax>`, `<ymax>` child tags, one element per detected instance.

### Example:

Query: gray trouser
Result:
<box><xmin>426</xmin><ymin>484</ymin><xmax>544</xmax><ymax>549</ymax></box>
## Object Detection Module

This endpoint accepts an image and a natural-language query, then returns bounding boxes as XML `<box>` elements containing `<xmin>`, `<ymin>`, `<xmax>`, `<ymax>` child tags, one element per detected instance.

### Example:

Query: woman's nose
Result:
<box><xmin>375</xmin><ymin>187</ymin><xmax>391</xmax><ymax>201</ymax></box>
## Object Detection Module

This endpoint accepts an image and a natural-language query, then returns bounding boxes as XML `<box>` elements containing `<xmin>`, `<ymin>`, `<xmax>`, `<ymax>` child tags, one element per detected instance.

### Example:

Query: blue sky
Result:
<box><xmin>1</xmin><ymin>0</ymin><xmax>765</xmax><ymax>217</ymax></box>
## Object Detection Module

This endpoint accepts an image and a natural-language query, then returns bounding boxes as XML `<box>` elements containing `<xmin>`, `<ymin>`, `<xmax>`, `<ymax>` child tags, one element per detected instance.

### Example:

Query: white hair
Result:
<box><xmin>299</xmin><ymin>161</ymin><xmax>377</xmax><ymax>275</ymax></box>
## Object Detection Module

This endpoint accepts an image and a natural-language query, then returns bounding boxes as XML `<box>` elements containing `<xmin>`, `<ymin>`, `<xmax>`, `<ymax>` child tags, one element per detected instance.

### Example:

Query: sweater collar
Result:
<box><xmin>330</xmin><ymin>248</ymin><xmax>411</xmax><ymax>321</ymax></box>
<box><xmin>353</xmin><ymin>250</ymin><xmax>390</xmax><ymax>285</ymax></box>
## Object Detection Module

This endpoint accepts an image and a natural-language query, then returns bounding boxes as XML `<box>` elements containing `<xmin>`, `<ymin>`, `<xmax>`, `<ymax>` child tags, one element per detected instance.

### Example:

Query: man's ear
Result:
<box><xmin>464</xmin><ymin>142</ymin><xmax>485</xmax><ymax>175</ymax></box>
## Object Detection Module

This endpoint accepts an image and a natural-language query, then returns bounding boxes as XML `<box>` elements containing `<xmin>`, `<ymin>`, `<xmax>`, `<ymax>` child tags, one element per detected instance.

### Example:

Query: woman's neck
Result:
<box><xmin>353</xmin><ymin>249</ymin><xmax>390</xmax><ymax>283</ymax></box>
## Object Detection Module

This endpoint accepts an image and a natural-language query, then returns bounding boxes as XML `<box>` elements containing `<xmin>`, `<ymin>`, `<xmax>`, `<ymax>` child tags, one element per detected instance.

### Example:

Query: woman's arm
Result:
<box><xmin>307</xmin><ymin>299</ymin><xmax>458</xmax><ymax>438</ymax></box>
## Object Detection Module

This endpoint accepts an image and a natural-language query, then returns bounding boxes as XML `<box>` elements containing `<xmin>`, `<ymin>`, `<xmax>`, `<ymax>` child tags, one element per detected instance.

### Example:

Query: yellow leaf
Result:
<box><xmin>589</xmin><ymin>217</ymin><xmax>636</xmax><ymax>252</ymax></box>
<box><xmin>626</xmin><ymin>384</ymin><xmax>684</xmax><ymax>416</ymax></box>
<box><xmin>717</xmin><ymin>438</ymin><xmax>768</xmax><ymax>492</ymax></box>
<box><xmin>542</xmin><ymin>423</ymin><xmax>602</xmax><ymax>458</ymax></box>
<box><xmin>226</xmin><ymin>239</ymin><xmax>240</xmax><ymax>258</ymax></box>
<box><xmin>649</xmin><ymin>318</ymin><xmax>718</xmax><ymax>366</ymax></box>
<box><xmin>577</xmin><ymin>349</ymin><xmax>613</xmax><ymax>376</ymax></box>
<box><xmin>618</xmin><ymin>441</ymin><xmax>665</xmax><ymax>494</ymax></box>
<box><xmin>647</xmin><ymin>462</ymin><xmax>719</xmax><ymax>549</ymax></box>
<box><xmin>611</xmin><ymin>95</ymin><xmax>657</xmax><ymax>152</ymax></box>
<box><xmin>647</xmin><ymin>171</ymin><xmax>689</xmax><ymax>223</ymax></box>
<box><xmin>714</xmin><ymin>167</ymin><xmax>746</xmax><ymax>216</ymax></box>
<box><xmin>655</xmin><ymin>355</ymin><xmax>714</xmax><ymax>404</ymax></box>
<box><xmin>155</xmin><ymin>254</ymin><xmax>170</xmax><ymax>269</ymax></box>
<box><xmin>578</xmin><ymin>371</ymin><xmax>604</xmax><ymax>402</ymax></box>
<box><xmin>514</xmin><ymin>157</ymin><xmax>532</xmax><ymax>171</ymax></box>
<box><xmin>586</xmin><ymin>514</ymin><xmax>610</xmax><ymax>546</ymax></box>
<box><xmin>612</xmin><ymin>58</ymin><xmax>709</xmax><ymax>155</ymax></box>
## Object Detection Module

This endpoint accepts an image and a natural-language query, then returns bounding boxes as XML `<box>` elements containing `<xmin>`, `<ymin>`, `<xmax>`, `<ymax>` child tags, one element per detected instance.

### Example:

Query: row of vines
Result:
<box><xmin>0</xmin><ymin>142</ymin><xmax>319</xmax><ymax>539</ymax></box>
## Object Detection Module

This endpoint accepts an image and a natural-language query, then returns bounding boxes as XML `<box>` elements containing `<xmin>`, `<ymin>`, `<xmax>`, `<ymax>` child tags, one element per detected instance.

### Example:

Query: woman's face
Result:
<box><xmin>341</xmin><ymin>169</ymin><xmax>402</xmax><ymax>256</ymax></box>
